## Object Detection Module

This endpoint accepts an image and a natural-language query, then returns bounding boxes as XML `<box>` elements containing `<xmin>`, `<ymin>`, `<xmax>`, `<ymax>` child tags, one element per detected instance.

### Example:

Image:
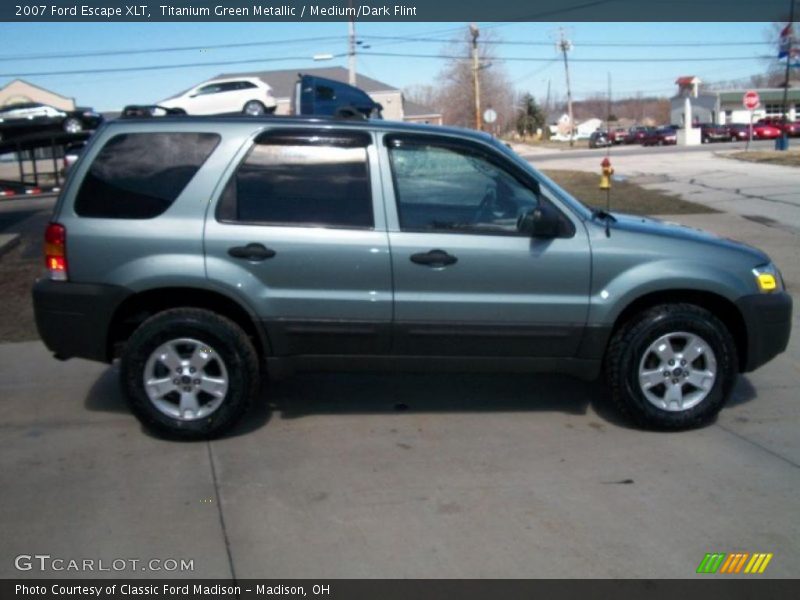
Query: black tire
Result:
<box><xmin>120</xmin><ymin>308</ymin><xmax>259</xmax><ymax>440</ymax></box>
<box><xmin>242</xmin><ymin>101</ymin><xmax>266</xmax><ymax>116</ymax></box>
<box><xmin>605</xmin><ymin>303</ymin><xmax>738</xmax><ymax>430</ymax></box>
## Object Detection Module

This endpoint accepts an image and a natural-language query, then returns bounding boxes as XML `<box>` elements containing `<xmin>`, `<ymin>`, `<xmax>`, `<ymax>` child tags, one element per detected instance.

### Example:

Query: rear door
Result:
<box><xmin>204</xmin><ymin>128</ymin><xmax>392</xmax><ymax>355</ymax></box>
<box><xmin>379</xmin><ymin>133</ymin><xmax>591</xmax><ymax>357</ymax></box>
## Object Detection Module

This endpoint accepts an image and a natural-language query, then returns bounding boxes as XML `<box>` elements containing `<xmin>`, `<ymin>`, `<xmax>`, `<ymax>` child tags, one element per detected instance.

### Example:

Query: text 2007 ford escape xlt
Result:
<box><xmin>32</xmin><ymin>116</ymin><xmax>792</xmax><ymax>439</ymax></box>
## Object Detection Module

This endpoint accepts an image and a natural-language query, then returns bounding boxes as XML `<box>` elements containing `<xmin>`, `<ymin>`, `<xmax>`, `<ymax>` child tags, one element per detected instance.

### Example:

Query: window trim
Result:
<box><xmin>215</xmin><ymin>130</ymin><xmax>375</xmax><ymax>231</ymax></box>
<box><xmin>384</xmin><ymin>134</ymin><xmax>575</xmax><ymax>238</ymax></box>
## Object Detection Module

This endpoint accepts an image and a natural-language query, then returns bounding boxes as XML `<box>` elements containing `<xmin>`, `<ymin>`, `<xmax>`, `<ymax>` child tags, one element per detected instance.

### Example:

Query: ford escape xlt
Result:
<box><xmin>32</xmin><ymin>117</ymin><xmax>792</xmax><ymax>439</ymax></box>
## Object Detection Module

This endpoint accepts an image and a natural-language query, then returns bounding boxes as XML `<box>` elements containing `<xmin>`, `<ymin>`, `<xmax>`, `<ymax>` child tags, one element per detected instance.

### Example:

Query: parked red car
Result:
<box><xmin>756</xmin><ymin>118</ymin><xmax>800</xmax><ymax>137</ymax></box>
<box><xmin>625</xmin><ymin>126</ymin><xmax>656</xmax><ymax>144</ymax></box>
<box><xmin>606</xmin><ymin>127</ymin><xmax>629</xmax><ymax>144</ymax></box>
<box><xmin>728</xmin><ymin>123</ymin><xmax>782</xmax><ymax>141</ymax></box>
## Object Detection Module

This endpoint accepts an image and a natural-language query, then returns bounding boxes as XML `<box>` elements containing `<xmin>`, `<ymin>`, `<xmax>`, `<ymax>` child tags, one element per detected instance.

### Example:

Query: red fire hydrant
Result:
<box><xmin>600</xmin><ymin>157</ymin><xmax>614</xmax><ymax>190</ymax></box>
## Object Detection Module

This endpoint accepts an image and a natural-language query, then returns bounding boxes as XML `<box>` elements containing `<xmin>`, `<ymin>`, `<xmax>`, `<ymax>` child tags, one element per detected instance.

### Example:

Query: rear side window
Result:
<box><xmin>217</xmin><ymin>135</ymin><xmax>373</xmax><ymax>229</ymax></box>
<box><xmin>74</xmin><ymin>132</ymin><xmax>220</xmax><ymax>219</ymax></box>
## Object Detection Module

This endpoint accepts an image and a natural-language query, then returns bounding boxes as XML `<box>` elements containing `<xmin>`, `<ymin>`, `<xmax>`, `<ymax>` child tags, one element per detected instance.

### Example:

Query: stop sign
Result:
<box><xmin>743</xmin><ymin>90</ymin><xmax>760</xmax><ymax>110</ymax></box>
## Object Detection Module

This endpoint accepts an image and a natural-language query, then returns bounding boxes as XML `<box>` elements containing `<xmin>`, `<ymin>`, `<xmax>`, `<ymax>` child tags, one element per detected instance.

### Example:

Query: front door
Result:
<box><xmin>380</xmin><ymin>134</ymin><xmax>591</xmax><ymax>357</ymax></box>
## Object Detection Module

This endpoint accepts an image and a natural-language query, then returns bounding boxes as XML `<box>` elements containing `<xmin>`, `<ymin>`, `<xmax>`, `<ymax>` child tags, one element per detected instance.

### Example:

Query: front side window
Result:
<box><xmin>217</xmin><ymin>136</ymin><xmax>373</xmax><ymax>229</ymax></box>
<box><xmin>74</xmin><ymin>132</ymin><xmax>220</xmax><ymax>219</ymax></box>
<box><xmin>387</xmin><ymin>140</ymin><xmax>540</xmax><ymax>234</ymax></box>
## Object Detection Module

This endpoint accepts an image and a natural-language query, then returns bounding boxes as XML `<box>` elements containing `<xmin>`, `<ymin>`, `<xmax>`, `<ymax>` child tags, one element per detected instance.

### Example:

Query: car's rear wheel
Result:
<box><xmin>63</xmin><ymin>117</ymin><xmax>83</xmax><ymax>134</ymax></box>
<box><xmin>243</xmin><ymin>101</ymin><xmax>266</xmax><ymax>116</ymax></box>
<box><xmin>606</xmin><ymin>303</ymin><xmax>737</xmax><ymax>430</ymax></box>
<box><xmin>120</xmin><ymin>308</ymin><xmax>259</xmax><ymax>440</ymax></box>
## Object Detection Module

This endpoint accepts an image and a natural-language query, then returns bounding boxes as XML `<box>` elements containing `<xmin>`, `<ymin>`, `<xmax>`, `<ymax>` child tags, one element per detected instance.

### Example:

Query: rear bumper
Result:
<box><xmin>736</xmin><ymin>292</ymin><xmax>793</xmax><ymax>372</ymax></box>
<box><xmin>32</xmin><ymin>279</ymin><xmax>131</xmax><ymax>362</ymax></box>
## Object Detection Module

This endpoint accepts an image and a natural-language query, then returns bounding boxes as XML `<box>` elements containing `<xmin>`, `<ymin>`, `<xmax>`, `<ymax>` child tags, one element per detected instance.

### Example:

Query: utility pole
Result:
<box><xmin>780</xmin><ymin>0</ymin><xmax>795</xmax><ymax>150</ymax></box>
<box><xmin>348</xmin><ymin>0</ymin><xmax>356</xmax><ymax>85</ymax></box>
<box><xmin>470</xmin><ymin>23</ymin><xmax>482</xmax><ymax>131</ymax></box>
<box><xmin>558</xmin><ymin>28</ymin><xmax>575</xmax><ymax>147</ymax></box>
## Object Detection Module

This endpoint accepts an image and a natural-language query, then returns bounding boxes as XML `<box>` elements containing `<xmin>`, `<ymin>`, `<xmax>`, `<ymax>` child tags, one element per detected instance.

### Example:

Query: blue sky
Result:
<box><xmin>0</xmin><ymin>21</ymin><xmax>781</xmax><ymax>110</ymax></box>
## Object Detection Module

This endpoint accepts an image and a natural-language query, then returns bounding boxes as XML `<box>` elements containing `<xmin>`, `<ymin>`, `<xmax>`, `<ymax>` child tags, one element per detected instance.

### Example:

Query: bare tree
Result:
<box><xmin>403</xmin><ymin>84</ymin><xmax>441</xmax><ymax>111</ymax></box>
<box><xmin>435</xmin><ymin>28</ymin><xmax>515</xmax><ymax>132</ymax></box>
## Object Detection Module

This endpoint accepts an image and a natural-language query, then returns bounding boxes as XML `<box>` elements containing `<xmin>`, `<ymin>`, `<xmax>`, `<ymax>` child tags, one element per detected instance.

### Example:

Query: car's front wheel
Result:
<box><xmin>120</xmin><ymin>308</ymin><xmax>259</xmax><ymax>440</ymax></box>
<box><xmin>606</xmin><ymin>303</ymin><xmax>738</xmax><ymax>430</ymax></box>
<box><xmin>62</xmin><ymin>117</ymin><xmax>83</xmax><ymax>134</ymax></box>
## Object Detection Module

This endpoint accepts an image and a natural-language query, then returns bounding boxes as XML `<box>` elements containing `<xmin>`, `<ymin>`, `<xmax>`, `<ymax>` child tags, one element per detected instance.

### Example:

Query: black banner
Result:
<box><xmin>1</xmin><ymin>0</ymin><xmax>794</xmax><ymax>22</ymax></box>
<box><xmin>3</xmin><ymin>579</ymin><xmax>798</xmax><ymax>600</ymax></box>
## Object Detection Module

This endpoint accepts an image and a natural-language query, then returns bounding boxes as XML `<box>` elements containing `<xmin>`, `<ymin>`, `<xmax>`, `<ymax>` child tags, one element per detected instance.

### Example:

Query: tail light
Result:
<box><xmin>44</xmin><ymin>223</ymin><xmax>68</xmax><ymax>281</ymax></box>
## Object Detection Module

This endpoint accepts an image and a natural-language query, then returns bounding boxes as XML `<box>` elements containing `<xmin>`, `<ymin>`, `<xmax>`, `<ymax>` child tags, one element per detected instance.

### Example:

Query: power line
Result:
<box><xmin>0</xmin><ymin>36</ymin><xmax>344</xmax><ymax>62</ymax></box>
<box><xmin>360</xmin><ymin>51</ymin><xmax>771</xmax><ymax>63</ymax></box>
<box><xmin>362</xmin><ymin>35</ymin><xmax>771</xmax><ymax>48</ymax></box>
<box><xmin>0</xmin><ymin>54</ymin><xmax>346</xmax><ymax>78</ymax></box>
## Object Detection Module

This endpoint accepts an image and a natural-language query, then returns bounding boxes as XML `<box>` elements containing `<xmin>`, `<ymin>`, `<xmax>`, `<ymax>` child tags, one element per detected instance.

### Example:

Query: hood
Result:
<box><xmin>608</xmin><ymin>212</ymin><xmax>769</xmax><ymax>263</ymax></box>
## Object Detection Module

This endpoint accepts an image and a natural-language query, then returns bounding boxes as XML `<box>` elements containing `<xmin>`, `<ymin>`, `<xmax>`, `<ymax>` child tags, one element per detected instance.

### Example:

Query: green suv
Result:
<box><xmin>32</xmin><ymin>116</ymin><xmax>792</xmax><ymax>438</ymax></box>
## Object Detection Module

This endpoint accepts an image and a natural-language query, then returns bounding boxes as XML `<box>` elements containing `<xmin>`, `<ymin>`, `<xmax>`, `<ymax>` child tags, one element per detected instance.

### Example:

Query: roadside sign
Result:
<box><xmin>483</xmin><ymin>108</ymin><xmax>497</xmax><ymax>124</ymax></box>
<box><xmin>743</xmin><ymin>90</ymin><xmax>760</xmax><ymax>110</ymax></box>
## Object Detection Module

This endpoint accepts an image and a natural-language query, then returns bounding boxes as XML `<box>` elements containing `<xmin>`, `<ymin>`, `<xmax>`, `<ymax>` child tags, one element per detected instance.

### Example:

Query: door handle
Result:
<box><xmin>410</xmin><ymin>249</ymin><xmax>458</xmax><ymax>267</ymax></box>
<box><xmin>228</xmin><ymin>243</ymin><xmax>276</xmax><ymax>261</ymax></box>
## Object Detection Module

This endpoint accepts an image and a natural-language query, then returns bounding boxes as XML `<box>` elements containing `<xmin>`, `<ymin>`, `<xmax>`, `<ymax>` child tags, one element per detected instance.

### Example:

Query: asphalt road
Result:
<box><xmin>0</xmin><ymin>152</ymin><xmax>798</xmax><ymax>579</ymax></box>
<box><xmin>520</xmin><ymin>138</ymin><xmax>777</xmax><ymax>162</ymax></box>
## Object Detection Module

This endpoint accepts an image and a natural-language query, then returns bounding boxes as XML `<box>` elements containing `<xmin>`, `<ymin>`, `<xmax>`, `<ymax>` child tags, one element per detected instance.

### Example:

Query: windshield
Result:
<box><xmin>490</xmin><ymin>137</ymin><xmax>593</xmax><ymax>220</ymax></box>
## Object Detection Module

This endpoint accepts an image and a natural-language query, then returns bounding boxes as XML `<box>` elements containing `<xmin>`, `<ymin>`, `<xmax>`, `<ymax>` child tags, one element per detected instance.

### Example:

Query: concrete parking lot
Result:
<box><xmin>0</xmin><ymin>148</ymin><xmax>798</xmax><ymax>579</ymax></box>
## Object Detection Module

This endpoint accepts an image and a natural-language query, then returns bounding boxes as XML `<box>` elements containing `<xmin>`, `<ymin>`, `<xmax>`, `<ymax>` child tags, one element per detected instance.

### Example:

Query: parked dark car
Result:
<box><xmin>625</xmin><ymin>126</ymin><xmax>656</xmax><ymax>144</ymax></box>
<box><xmin>588</xmin><ymin>130</ymin><xmax>611</xmax><ymax>148</ymax></box>
<box><xmin>641</xmin><ymin>126</ymin><xmax>678</xmax><ymax>146</ymax></box>
<box><xmin>0</xmin><ymin>102</ymin><xmax>103</xmax><ymax>142</ymax></box>
<box><xmin>700</xmin><ymin>123</ymin><xmax>731</xmax><ymax>144</ymax></box>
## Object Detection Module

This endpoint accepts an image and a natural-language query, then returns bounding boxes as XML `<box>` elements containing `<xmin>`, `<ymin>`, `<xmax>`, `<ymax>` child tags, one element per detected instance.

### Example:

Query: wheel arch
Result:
<box><xmin>107</xmin><ymin>287</ymin><xmax>269</xmax><ymax>361</ymax></box>
<box><xmin>609</xmin><ymin>289</ymin><xmax>748</xmax><ymax>372</ymax></box>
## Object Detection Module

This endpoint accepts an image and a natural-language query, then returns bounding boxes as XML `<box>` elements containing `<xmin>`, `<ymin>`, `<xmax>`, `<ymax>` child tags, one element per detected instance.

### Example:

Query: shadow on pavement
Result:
<box><xmin>84</xmin><ymin>367</ymin><xmax>760</xmax><ymax>437</ymax></box>
<box><xmin>268</xmin><ymin>371</ymin><xmax>630</xmax><ymax>426</ymax></box>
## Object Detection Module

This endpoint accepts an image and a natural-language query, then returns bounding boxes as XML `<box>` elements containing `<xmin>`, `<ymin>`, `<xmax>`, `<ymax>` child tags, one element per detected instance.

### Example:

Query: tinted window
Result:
<box><xmin>75</xmin><ymin>132</ymin><xmax>220</xmax><ymax>219</ymax></box>
<box><xmin>217</xmin><ymin>140</ymin><xmax>372</xmax><ymax>229</ymax></box>
<box><xmin>316</xmin><ymin>86</ymin><xmax>336</xmax><ymax>101</ymax></box>
<box><xmin>197</xmin><ymin>84</ymin><xmax>222</xmax><ymax>95</ymax></box>
<box><xmin>388</xmin><ymin>141</ymin><xmax>540</xmax><ymax>234</ymax></box>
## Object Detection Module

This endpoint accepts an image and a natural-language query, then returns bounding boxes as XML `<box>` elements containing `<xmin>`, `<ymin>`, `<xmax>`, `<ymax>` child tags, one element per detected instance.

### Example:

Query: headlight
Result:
<box><xmin>752</xmin><ymin>263</ymin><xmax>783</xmax><ymax>293</ymax></box>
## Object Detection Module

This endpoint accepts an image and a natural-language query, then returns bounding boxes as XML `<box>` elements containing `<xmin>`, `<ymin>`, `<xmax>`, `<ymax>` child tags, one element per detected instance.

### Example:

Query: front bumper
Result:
<box><xmin>32</xmin><ymin>279</ymin><xmax>131</xmax><ymax>362</ymax></box>
<box><xmin>736</xmin><ymin>292</ymin><xmax>793</xmax><ymax>372</ymax></box>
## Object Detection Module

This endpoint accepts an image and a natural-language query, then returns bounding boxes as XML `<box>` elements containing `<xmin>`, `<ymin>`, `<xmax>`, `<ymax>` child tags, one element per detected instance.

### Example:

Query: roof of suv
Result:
<box><xmin>105</xmin><ymin>114</ymin><xmax>495</xmax><ymax>144</ymax></box>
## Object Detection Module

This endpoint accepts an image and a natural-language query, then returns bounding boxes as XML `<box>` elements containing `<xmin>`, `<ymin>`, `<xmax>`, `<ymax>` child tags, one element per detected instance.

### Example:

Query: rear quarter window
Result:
<box><xmin>74</xmin><ymin>132</ymin><xmax>220</xmax><ymax>219</ymax></box>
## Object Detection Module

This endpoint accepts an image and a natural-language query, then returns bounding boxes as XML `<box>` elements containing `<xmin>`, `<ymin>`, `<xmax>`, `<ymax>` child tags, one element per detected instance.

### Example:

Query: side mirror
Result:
<box><xmin>518</xmin><ymin>204</ymin><xmax>561</xmax><ymax>238</ymax></box>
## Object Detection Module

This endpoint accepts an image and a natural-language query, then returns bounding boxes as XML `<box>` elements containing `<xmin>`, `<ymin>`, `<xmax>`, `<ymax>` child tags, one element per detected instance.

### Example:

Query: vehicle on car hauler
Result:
<box><xmin>32</xmin><ymin>115</ymin><xmax>792</xmax><ymax>439</ymax></box>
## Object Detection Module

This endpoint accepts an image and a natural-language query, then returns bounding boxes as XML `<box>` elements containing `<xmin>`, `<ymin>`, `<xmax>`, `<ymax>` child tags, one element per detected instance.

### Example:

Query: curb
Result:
<box><xmin>0</xmin><ymin>233</ymin><xmax>21</xmax><ymax>259</ymax></box>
